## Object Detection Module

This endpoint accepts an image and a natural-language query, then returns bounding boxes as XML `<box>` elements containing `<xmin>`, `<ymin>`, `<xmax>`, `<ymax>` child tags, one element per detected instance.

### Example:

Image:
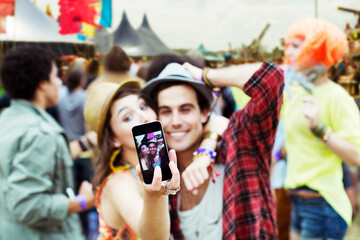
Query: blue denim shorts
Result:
<box><xmin>290</xmin><ymin>196</ymin><xmax>348</xmax><ymax>240</ymax></box>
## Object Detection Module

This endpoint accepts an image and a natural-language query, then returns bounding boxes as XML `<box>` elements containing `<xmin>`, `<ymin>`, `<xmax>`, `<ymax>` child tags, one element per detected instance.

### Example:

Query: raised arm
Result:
<box><xmin>183</xmin><ymin>62</ymin><xmax>263</xmax><ymax>89</ymax></box>
<box><xmin>108</xmin><ymin>150</ymin><xmax>180</xmax><ymax>240</ymax></box>
<box><xmin>181</xmin><ymin>114</ymin><xmax>229</xmax><ymax>193</ymax></box>
<box><xmin>68</xmin><ymin>131</ymin><xmax>97</xmax><ymax>160</ymax></box>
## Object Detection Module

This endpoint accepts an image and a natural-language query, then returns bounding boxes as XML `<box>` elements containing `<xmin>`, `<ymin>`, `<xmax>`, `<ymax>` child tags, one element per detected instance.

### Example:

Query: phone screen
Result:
<box><xmin>132</xmin><ymin>121</ymin><xmax>172</xmax><ymax>184</ymax></box>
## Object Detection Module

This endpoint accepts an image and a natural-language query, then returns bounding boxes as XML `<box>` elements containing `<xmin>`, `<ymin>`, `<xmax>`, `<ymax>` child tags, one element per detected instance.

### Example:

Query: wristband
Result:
<box><xmin>85</xmin><ymin>134</ymin><xmax>94</xmax><ymax>148</ymax></box>
<box><xmin>201</xmin><ymin>68</ymin><xmax>221</xmax><ymax>97</ymax></box>
<box><xmin>193</xmin><ymin>148</ymin><xmax>220</xmax><ymax>183</ymax></box>
<box><xmin>193</xmin><ymin>148</ymin><xmax>217</xmax><ymax>160</ymax></box>
<box><xmin>273</xmin><ymin>150</ymin><xmax>281</xmax><ymax>161</ymax></box>
<box><xmin>201</xmin><ymin>68</ymin><xmax>214</xmax><ymax>88</ymax></box>
<box><xmin>203</xmin><ymin>131</ymin><xmax>221</xmax><ymax>142</ymax></box>
<box><xmin>75</xmin><ymin>194</ymin><xmax>87</xmax><ymax>211</ymax></box>
<box><xmin>78</xmin><ymin>136</ymin><xmax>89</xmax><ymax>151</ymax></box>
<box><xmin>310</xmin><ymin>123</ymin><xmax>332</xmax><ymax>142</ymax></box>
<box><xmin>311</xmin><ymin>123</ymin><xmax>325</xmax><ymax>138</ymax></box>
<box><xmin>321</xmin><ymin>127</ymin><xmax>332</xmax><ymax>143</ymax></box>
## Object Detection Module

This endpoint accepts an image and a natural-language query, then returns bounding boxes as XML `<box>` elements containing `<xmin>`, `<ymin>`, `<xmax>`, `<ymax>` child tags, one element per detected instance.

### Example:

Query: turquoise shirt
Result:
<box><xmin>0</xmin><ymin>100</ymin><xmax>83</xmax><ymax>239</ymax></box>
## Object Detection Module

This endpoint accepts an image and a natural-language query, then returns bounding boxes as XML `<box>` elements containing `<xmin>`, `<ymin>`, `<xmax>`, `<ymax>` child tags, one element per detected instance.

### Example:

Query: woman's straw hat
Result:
<box><xmin>84</xmin><ymin>80</ymin><xmax>142</xmax><ymax>143</ymax></box>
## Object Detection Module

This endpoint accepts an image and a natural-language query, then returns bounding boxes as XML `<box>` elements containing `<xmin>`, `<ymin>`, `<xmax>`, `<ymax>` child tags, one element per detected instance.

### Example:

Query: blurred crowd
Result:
<box><xmin>0</xmin><ymin>17</ymin><xmax>360</xmax><ymax>240</ymax></box>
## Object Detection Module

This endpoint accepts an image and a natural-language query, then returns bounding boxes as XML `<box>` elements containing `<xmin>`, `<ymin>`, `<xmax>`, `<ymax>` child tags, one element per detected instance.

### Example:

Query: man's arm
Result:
<box><xmin>240</xmin><ymin>62</ymin><xmax>284</xmax><ymax>122</ymax></box>
<box><xmin>184</xmin><ymin>61</ymin><xmax>284</xmax><ymax>123</ymax></box>
<box><xmin>7</xmin><ymin>131</ymin><xmax>88</xmax><ymax>227</ymax></box>
<box><xmin>68</xmin><ymin>131</ymin><xmax>97</xmax><ymax>160</ymax></box>
<box><xmin>181</xmin><ymin>114</ymin><xmax>228</xmax><ymax>193</ymax></box>
<box><xmin>183</xmin><ymin>62</ymin><xmax>263</xmax><ymax>89</ymax></box>
<box><xmin>108</xmin><ymin>150</ymin><xmax>180</xmax><ymax>240</ymax></box>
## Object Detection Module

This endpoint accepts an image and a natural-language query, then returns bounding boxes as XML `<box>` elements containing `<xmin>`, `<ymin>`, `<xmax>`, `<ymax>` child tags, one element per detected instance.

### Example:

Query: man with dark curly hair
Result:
<box><xmin>0</xmin><ymin>46</ymin><xmax>94</xmax><ymax>239</ymax></box>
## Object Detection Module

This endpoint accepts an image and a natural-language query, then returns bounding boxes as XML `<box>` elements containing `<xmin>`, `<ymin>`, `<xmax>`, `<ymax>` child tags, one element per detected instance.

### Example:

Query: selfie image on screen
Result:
<box><xmin>135</xmin><ymin>130</ymin><xmax>169</xmax><ymax>172</ymax></box>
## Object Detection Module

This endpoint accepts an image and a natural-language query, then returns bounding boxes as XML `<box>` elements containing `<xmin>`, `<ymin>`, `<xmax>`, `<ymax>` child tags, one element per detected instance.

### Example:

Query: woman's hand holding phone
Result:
<box><xmin>136</xmin><ymin>149</ymin><xmax>180</xmax><ymax>196</ymax></box>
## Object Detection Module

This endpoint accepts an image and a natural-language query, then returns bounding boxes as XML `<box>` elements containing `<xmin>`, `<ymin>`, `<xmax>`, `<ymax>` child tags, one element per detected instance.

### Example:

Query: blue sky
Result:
<box><xmin>36</xmin><ymin>0</ymin><xmax>359</xmax><ymax>51</ymax></box>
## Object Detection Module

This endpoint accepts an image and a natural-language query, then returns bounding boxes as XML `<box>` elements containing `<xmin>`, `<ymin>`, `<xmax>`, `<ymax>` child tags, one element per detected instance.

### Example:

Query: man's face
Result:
<box><xmin>44</xmin><ymin>63</ymin><xmax>62</xmax><ymax>107</ymax></box>
<box><xmin>157</xmin><ymin>84</ymin><xmax>208</xmax><ymax>153</ymax></box>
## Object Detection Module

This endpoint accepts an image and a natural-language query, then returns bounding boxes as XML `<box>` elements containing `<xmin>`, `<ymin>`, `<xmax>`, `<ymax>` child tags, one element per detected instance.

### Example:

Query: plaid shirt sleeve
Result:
<box><xmin>169</xmin><ymin>62</ymin><xmax>283</xmax><ymax>240</ymax></box>
<box><xmin>169</xmin><ymin>194</ymin><xmax>185</xmax><ymax>240</ymax></box>
<box><xmin>218</xmin><ymin>62</ymin><xmax>284</xmax><ymax>240</ymax></box>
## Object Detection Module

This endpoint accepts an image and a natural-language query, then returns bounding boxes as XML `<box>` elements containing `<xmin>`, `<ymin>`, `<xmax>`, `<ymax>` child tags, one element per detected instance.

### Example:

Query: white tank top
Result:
<box><xmin>178</xmin><ymin>164</ymin><xmax>224</xmax><ymax>240</ymax></box>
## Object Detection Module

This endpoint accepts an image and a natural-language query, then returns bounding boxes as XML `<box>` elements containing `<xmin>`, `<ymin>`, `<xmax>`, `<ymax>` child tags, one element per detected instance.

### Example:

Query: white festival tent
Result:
<box><xmin>0</xmin><ymin>0</ymin><xmax>95</xmax><ymax>57</ymax></box>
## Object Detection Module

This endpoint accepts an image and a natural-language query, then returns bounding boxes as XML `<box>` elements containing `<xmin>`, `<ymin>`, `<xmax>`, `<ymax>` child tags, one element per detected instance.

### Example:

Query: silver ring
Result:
<box><xmin>164</xmin><ymin>183</ymin><xmax>181</xmax><ymax>196</ymax></box>
<box><xmin>165</xmin><ymin>189</ymin><xmax>177</xmax><ymax>196</ymax></box>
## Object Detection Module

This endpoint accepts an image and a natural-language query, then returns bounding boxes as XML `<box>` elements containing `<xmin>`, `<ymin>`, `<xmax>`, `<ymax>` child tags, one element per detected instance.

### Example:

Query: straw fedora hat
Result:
<box><xmin>84</xmin><ymin>80</ymin><xmax>142</xmax><ymax>143</ymax></box>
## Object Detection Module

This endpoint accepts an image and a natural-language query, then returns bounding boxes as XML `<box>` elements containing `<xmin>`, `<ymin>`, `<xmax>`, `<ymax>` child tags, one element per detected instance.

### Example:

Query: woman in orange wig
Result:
<box><xmin>283</xmin><ymin>18</ymin><xmax>360</xmax><ymax>240</ymax></box>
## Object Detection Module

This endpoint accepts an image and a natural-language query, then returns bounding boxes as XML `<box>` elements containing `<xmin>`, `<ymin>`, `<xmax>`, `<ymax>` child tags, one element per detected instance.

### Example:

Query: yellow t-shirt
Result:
<box><xmin>231</xmin><ymin>87</ymin><xmax>251</xmax><ymax>110</ymax></box>
<box><xmin>283</xmin><ymin>81</ymin><xmax>360</xmax><ymax>225</ymax></box>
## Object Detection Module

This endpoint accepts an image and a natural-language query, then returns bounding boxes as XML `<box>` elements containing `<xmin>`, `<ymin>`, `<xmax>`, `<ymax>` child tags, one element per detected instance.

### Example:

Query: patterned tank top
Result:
<box><xmin>95</xmin><ymin>170</ymin><xmax>141</xmax><ymax>240</ymax></box>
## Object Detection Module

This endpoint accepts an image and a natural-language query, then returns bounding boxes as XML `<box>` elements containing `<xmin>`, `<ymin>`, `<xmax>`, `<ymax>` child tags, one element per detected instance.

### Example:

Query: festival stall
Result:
<box><xmin>0</xmin><ymin>0</ymin><xmax>95</xmax><ymax>58</ymax></box>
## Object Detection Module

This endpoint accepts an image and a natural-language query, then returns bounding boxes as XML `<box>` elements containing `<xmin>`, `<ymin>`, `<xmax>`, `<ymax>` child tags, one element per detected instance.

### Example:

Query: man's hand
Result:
<box><xmin>183</xmin><ymin>62</ymin><xmax>202</xmax><ymax>81</ymax></box>
<box><xmin>85</xmin><ymin>131</ymin><xmax>97</xmax><ymax>147</ymax></box>
<box><xmin>181</xmin><ymin>155</ymin><xmax>212</xmax><ymax>195</ymax></box>
<box><xmin>78</xmin><ymin>181</ymin><xmax>95</xmax><ymax>210</ymax></box>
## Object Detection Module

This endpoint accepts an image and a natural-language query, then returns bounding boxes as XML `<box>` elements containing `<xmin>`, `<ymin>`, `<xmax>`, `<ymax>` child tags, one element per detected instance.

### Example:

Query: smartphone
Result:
<box><xmin>132</xmin><ymin>120</ymin><xmax>172</xmax><ymax>184</ymax></box>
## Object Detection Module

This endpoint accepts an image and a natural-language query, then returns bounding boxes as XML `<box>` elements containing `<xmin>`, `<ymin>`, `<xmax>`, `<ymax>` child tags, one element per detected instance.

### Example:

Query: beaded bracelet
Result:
<box><xmin>321</xmin><ymin>127</ymin><xmax>332</xmax><ymax>143</ymax></box>
<box><xmin>193</xmin><ymin>148</ymin><xmax>220</xmax><ymax>183</ymax></box>
<box><xmin>311</xmin><ymin>123</ymin><xmax>326</xmax><ymax>138</ymax></box>
<box><xmin>193</xmin><ymin>148</ymin><xmax>217</xmax><ymax>159</ymax></box>
<box><xmin>311</xmin><ymin>123</ymin><xmax>333</xmax><ymax>143</ymax></box>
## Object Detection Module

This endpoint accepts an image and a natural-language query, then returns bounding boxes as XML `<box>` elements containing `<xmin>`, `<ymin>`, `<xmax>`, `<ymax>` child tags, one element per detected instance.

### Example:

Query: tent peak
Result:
<box><xmin>141</xmin><ymin>13</ymin><xmax>151</xmax><ymax>30</ymax></box>
<box><xmin>122</xmin><ymin>11</ymin><xmax>129</xmax><ymax>22</ymax></box>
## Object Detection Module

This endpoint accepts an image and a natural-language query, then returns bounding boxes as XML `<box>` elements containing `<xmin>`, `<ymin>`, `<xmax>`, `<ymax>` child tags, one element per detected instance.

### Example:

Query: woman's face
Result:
<box><xmin>148</xmin><ymin>142</ymin><xmax>157</xmax><ymax>155</ymax></box>
<box><xmin>109</xmin><ymin>94</ymin><xmax>157</xmax><ymax>153</ymax></box>
<box><xmin>140</xmin><ymin>145</ymin><xmax>150</xmax><ymax>156</ymax></box>
<box><xmin>285</xmin><ymin>38</ymin><xmax>306</xmax><ymax>71</ymax></box>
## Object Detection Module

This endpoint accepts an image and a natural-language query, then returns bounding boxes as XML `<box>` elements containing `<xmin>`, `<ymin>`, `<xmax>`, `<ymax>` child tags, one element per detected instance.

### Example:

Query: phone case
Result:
<box><xmin>132</xmin><ymin>121</ymin><xmax>172</xmax><ymax>184</ymax></box>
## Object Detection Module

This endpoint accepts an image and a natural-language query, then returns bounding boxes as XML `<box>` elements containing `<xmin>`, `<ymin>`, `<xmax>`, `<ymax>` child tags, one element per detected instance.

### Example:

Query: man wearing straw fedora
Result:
<box><xmin>142</xmin><ymin>61</ymin><xmax>284</xmax><ymax>239</ymax></box>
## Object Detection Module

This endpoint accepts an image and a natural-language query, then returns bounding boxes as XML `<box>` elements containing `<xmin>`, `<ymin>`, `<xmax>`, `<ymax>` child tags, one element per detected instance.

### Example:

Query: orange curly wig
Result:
<box><xmin>285</xmin><ymin>18</ymin><xmax>347</xmax><ymax>68</ymax></box>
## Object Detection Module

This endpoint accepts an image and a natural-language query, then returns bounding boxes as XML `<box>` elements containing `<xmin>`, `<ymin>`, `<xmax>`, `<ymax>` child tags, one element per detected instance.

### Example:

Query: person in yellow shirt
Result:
<box><xmin>283</xmin><ymin>18</ymin><xmax>360</xmax><ymax>240</ymax></box>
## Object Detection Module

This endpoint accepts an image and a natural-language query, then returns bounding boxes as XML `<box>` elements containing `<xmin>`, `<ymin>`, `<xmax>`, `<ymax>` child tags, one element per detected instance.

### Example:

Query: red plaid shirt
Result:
<box><xmin>170</xmin><ymin>62</ymin><xmax>284</xmax><ymax>240</ymax></box>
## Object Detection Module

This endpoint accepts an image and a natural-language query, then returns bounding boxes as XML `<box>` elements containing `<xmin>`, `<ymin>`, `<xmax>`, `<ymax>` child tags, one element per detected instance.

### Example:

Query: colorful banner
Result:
<box><xmin>0</xmin><ymin>0</ymin><xmax>14</xmax><ymax>33</ymax></box>
<box><xmin>99</xmin><ymin>0</ymin><xmax>111</xmax><ymax>27</ymax></box>
<box><xmin>58</xmin><ymin>0</ymin><xmax>102</xmax><ymax>35</ymax></box>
